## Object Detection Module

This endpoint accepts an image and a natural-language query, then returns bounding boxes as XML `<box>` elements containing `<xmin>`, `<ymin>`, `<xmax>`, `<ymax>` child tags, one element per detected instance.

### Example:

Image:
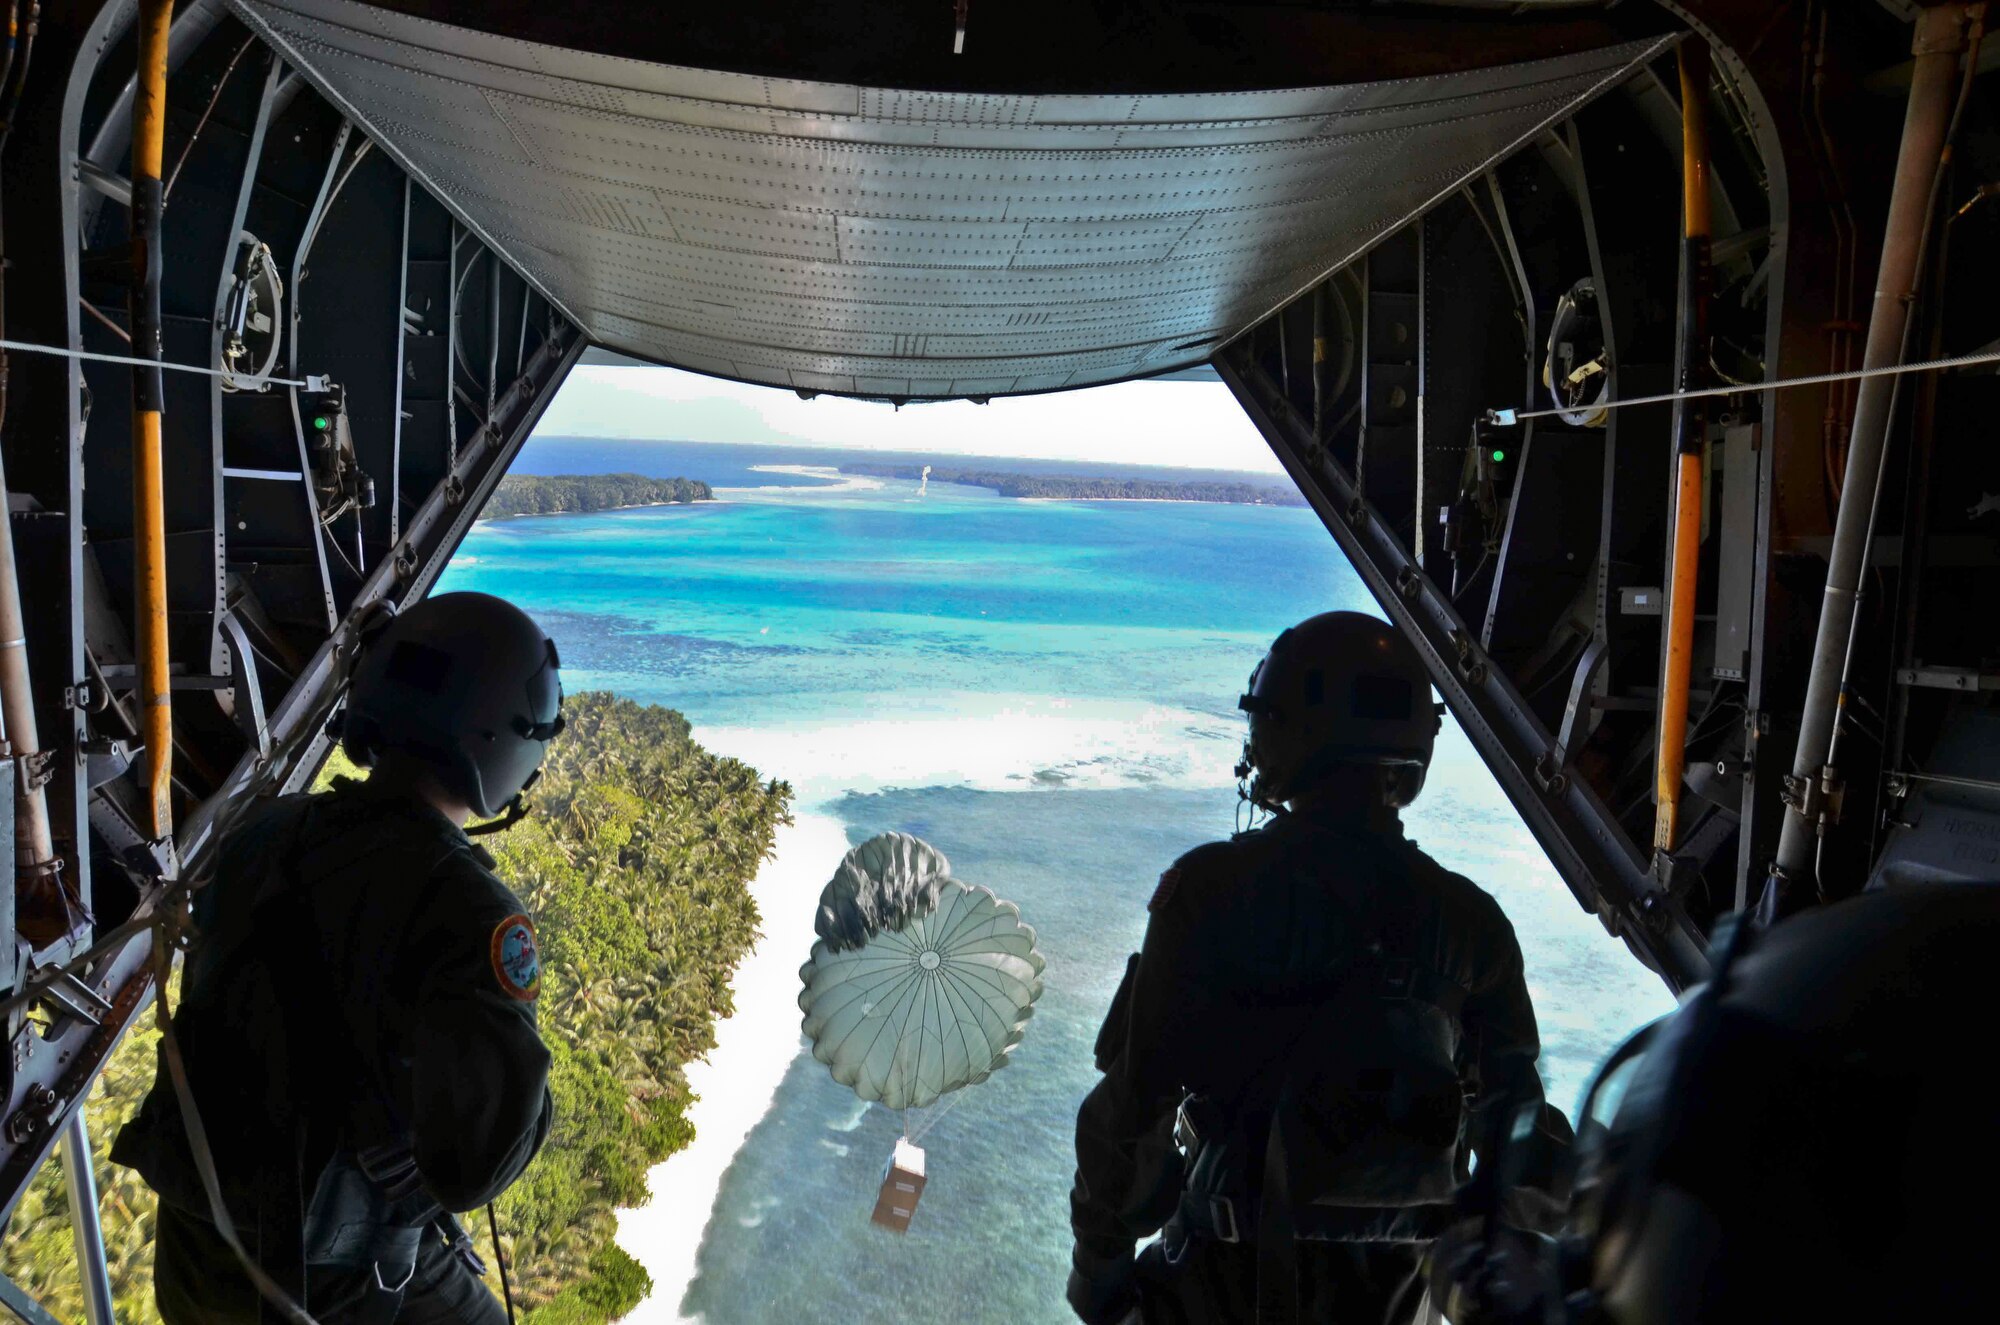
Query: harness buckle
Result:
<box><xmin>1208</xmin><ymin>1195</ymin><xmax>1241</xmax><ymax>1244</ymax></box>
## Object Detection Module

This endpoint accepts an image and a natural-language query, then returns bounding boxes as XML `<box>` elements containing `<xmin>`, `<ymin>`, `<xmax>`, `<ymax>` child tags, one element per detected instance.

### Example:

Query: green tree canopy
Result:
<box><xmin>481</xmin><ymin>474</ymin><xmax>712</xmax><ymax>520</ymax></box>
<box><xmin>1</xmin><ymin>692</ymin><xmax>789</xmax><ymax>1325</ymax></box>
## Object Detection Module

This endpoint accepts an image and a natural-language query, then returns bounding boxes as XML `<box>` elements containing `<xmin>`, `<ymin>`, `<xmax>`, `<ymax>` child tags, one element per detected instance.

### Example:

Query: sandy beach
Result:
<box><xmin>612</xmin><ymin>810</ymin><xmax>851</xmax><ymax>1323</ymax></box>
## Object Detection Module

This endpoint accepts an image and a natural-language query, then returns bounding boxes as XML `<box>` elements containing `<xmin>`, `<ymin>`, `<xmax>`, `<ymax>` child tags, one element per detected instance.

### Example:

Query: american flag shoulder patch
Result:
<box><xmin>1149</xmin><ymin>866</ymin><xmax>1183</xmax><ymax>913</ymax></box>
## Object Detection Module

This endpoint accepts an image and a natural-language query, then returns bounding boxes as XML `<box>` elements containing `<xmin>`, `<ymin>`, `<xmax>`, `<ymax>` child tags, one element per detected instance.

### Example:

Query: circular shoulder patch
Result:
<box><xmin>490</xmin><ymin>913</ymin><xmax>541</xmax><ymax>1001</ymax></box>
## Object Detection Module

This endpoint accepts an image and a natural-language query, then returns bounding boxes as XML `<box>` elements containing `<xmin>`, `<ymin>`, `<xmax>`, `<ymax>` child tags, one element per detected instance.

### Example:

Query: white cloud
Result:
<box><xmin>532</xmin><ymin>365</ymin><xmax>1284</xmax><ymax>473</ymax></box>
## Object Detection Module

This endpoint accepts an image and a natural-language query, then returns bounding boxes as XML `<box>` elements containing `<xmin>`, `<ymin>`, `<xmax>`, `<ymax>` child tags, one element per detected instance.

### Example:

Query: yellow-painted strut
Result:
<box><xmin>132</xmin><ymin>0</ymin><xmax>175</xmax><ymax>838</ymax></box>
<box><xmin>1654</xmin><ymin>41</ymin><xmax>1713</xmax><ymax>859</ymax></box>
<box><xmin>1648</xmin><ymin>44</ymin><xmax>1712</xmax><ymax>860</ymax></box>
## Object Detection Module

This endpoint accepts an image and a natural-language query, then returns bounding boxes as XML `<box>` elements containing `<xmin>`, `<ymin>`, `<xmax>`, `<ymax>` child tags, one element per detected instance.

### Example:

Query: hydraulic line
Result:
<box><xmin>164</xmin><ymin>33</ymin><xmax>257</xmax><ymax>197</ymax></box>
<box><xmin>0</xmin><ymin>446</ymin><xmax>58</xmax><ymax>889</ymax></box>
<box><xmin>1</xmin><ymin>5</ymin><xmax>18</xmax><ymax>134</ymax></box>
<box><xmin>0</xmin><ymin>0</ymin><xmax>59</xmax><ymax>926</ymax></box>
<box><xmin>0</xmin><ymin>0</ymin><xmax>36</xmax><ymax>158</ymax></box>
<box><xmin>131</xmin><ymin>0</ymin><xmax>174</xmax><ymax>838</ymax></box>
<box><xmin>1822</xmin><ymin>5</ymin><xmax>1985</xmax><ymax>885</ymax></box>
<box><xmin>1765</xmin><ymin>3</ymin><xmax>1978</xmax><ymax>910</ymax></box>
<box><xmin>1653</xmin><ymin>41</ymin><xmax>1712</xmax><ymax>859</ymax></box>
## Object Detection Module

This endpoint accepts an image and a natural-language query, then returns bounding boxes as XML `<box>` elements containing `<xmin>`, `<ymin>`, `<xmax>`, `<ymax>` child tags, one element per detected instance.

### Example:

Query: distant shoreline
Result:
<box><xmin>480</xmin><ymin>498</ymin><xmax>699</xmax><ymax>522</ymax></box>
<box><xmin>477</xmin><ymin>472</ymin><xmax>712</xmax><ymax>521</ymax></box>
<box><xmin>837</xmin><ymin>462</ymin><xmax>1306</xmax><ymax>507</ymax></box>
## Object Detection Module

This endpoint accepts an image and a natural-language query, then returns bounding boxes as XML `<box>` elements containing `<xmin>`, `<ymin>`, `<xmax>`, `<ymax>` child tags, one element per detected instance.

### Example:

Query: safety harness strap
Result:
<box><xmin>152</xmin><ymin>937</ymin><xmax>322</xmax><ymax>1325</ymax></box>
<box><xmin>1255</xmin><ymin>1088</ymin><xmax>1297</xmax><ymax>1325</ymax></box>
<box><xmin>1177</xmin><ymin>1190</ymin><xmax>1460</xmax><ymax>1246</ymax></box>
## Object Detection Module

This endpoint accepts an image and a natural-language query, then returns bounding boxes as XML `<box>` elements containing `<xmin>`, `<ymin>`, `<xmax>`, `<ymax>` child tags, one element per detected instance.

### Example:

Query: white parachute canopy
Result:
<box><xmin>799</xmin><ymin>832</ymin><xmax>1046</xmax><ymax>1112</ymax></box>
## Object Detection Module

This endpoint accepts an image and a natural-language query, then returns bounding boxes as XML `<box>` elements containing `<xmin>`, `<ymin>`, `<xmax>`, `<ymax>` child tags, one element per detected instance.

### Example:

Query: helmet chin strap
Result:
<box><xmin>465</xmin><ymin>794</ymin><xmax>533</xmax><ymax>836</ymax></box>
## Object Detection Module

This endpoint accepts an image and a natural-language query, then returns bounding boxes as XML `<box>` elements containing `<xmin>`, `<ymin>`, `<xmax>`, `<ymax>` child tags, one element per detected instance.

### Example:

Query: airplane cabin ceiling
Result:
<box><xmin>232</xmin><ymin>0</ymin><xmax>1675</xmax><ymax>399</ymax></box>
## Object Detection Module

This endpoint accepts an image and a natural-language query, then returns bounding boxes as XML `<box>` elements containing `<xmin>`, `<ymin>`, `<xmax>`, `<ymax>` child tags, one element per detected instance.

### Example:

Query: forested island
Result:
<box><xmin>0</xmin><ymin>693</ymin><xmax>791</xmax><ymax>1325</ymax></box>
<box><xmin>483</xmin><ymin>472</ymin><xmax>712</xmax><ymax>519</ymax></box>
<box><xmin>838</xmin><ymin>463</ymin><xmax>1306</xmax><ymax>506</ymax></box>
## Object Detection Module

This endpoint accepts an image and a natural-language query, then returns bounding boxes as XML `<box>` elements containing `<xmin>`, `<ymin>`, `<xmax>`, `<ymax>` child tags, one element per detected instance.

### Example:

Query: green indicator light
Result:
<box><xmin>1491</xmin><ymin>449</ymin><xmax>1506</xmax><ymax>463</ymax></box>
<box><xmin>313</xmin><ymin>415</ymin><xmax>331</xmax><ymax>431</ymax></box>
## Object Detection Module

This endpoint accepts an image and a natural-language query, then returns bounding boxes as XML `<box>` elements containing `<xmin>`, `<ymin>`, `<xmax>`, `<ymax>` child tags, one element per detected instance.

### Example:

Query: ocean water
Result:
<box><xmin>515</xmin><ymin>435</ymin><xmax>1302</xmax><ymax>494</ymax></box>
<box><xmin>439</xmin><ymin>439</ymin><xmax>1673</xmax><ymax>1322</ymax></box>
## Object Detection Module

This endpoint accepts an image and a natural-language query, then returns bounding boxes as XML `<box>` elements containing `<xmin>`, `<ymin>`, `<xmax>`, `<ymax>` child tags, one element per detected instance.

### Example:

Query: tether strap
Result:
<box><xmin>1257</xmin><ymin>1089</ymin><xmax>1299</xmax><ymax>1325</ymax></box>
<box><xmin>487</xmin><ymin>1203</ymin><xmax>517</xmax><ymax>1324</ymax></box>
<box><xmin>1177</xmin><ymin>1193</ymin><xmax>1458</xmax><ymax>1246</ymax></box>
<box><xmin>145</xmin><ymin>793</ymin><xmax>451</xmax><ymax>1325</ymax></box>
<box><xmin>151</xmin><ymin>935</ymin><xmax>322</xmax><ymax>1325</ymax></box>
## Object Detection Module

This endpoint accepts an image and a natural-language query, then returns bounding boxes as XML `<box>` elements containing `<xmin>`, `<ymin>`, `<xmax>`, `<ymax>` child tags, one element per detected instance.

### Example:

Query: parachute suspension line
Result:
<box><xmin>904</xmin><ymin>1087</ymin><xmax>975</xmax><ymax>1145</ymax></box>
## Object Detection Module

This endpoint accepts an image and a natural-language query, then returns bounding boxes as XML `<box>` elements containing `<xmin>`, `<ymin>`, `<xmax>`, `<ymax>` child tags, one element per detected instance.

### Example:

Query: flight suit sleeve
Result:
<box><xmin>405</xmin><ymin>863</ymin><xmax>555</xmax><ymax>1212</ymax></box>
<box><xmin>1459</xmin><ymin>898</ymin><xmax>1572</xmax><ymax>1217</ymax></box>
<box><xmin>1069</xmin><ymin>856</ymin><xmax>1213</xmax><ymax>1314</ymax></box>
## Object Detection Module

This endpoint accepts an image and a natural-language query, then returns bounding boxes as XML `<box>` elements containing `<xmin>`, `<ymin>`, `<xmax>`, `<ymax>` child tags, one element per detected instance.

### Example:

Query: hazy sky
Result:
<box><xmin>534</xmin><ymin>365</ymin><xmax>1285</xmax><ymax>473</ymax></box>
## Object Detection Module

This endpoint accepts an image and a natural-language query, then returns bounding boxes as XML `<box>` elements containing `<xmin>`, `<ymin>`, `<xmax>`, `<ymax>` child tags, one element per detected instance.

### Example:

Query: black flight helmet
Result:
<box><xmin>1237</xmin><ymin>611</ymin><xmax>1439</xmax><ymax>811</ymax></box>
<box><xmin>1564</xmin><ymin>885</ymin><xmax>2000</xmax><ymax>1323</ymax></box>
<box><xmin>342</xmin><ymin>592</ymin><xmax>565</xmax><ymax>818</ymax></box>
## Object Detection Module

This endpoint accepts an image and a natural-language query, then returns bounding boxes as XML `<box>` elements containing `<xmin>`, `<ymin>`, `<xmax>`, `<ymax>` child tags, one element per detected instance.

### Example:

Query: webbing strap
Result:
<box><xmin>1177</xmin><ymin>1191</ymin><xmax>1460</xmax><ymax>1246</ymax></box>
<box><xmin>1255</xmin><ymin>1090</ymin><xmax>1298</xmax><ymax>1325</ymax></box>
<box><xmin>151</xmin><ymin>934</ymin><xmax>322</xmax><ymax>1324</ymax></box>
<box><xmin>146</xmin><ymin>789</ymin><xmax>458</xmax><ymax>1325</ymax></box>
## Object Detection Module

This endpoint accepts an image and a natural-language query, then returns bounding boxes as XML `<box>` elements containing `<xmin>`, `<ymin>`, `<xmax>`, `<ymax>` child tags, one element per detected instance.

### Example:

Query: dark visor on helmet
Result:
<box><xmin>516</xmin><ymin>638</ymin><xmax>566</xmax><ymax>742</ymax></box>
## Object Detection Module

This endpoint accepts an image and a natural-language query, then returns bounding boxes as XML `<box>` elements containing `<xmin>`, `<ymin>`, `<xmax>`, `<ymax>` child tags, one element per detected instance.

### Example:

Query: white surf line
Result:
<box><xmin>696</xmin><ymin>697</ymin><xmax>1241</xmax><ymax>806</ymax></box>
<box><xmin>613</xmin><ymin>810</ymin><xmax>852</xmax><ymax>1323</ymax></box>
<box><xmin>721</xmin><ymin>464</ymin><xmax>885</xmax><ymax>493</ymax></box>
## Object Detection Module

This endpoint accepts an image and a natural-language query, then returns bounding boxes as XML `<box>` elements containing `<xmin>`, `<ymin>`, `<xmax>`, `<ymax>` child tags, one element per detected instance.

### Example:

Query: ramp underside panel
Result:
<box><xmin>235</xmin><ymin>0</ymin><xmax>1666</xmax><ymax>398</ymax></box>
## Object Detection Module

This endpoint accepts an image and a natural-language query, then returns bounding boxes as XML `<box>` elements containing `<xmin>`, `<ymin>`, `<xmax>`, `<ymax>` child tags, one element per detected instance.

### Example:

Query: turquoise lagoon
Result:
<box><xmin>439</xmin><ymin>437</ymin><xmax>1674</xmax><ymax>1323</ymax></box>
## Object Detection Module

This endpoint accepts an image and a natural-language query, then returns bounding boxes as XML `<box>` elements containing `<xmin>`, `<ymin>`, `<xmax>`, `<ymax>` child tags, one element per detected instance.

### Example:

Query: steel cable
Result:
<box><xmin>1486</xmin><ymin>343</ymin><xmax>2000</xmax><ymax>426</ymax></box>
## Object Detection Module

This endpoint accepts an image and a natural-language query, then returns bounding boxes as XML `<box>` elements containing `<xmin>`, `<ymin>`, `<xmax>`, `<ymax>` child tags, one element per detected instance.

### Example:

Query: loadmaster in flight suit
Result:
<box><xmin>1069</xmin><ymin>611</ymin><xmax>1571</xmax><ymax>1325</ymax></box>
<box><xmin>1429</xmin><ymin>885</ymin><xmax>2000</xmax><ymax>1325</ymax></box>
<box><xmin>113</xmin><ymin>592</ymin><xmax>567</xmax><ymax>1324</ymax></box>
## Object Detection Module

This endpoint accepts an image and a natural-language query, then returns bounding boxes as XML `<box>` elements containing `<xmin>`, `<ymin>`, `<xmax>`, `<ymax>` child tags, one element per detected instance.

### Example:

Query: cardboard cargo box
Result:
<box><xmin>870</xmin><ymin>1138</ymin><xmax>927</xmax><ymax>1233</ymax></box>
